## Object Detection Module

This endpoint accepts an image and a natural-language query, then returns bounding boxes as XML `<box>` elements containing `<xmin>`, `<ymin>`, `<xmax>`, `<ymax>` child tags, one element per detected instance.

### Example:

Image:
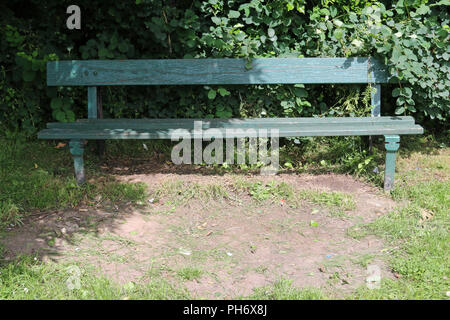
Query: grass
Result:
<box><xmin>235</xmin><ymin>179</ymin><xmax>355</xmax><ymax>214</ymax></box>
<box><xmin>150</xmin><ymin>178</ymin><xmax>355</xmax><ymax>219</ymax></box>
<box><xmin>246</xmin><ymin>278</ymin><xmax>325</xmax><ymax>300</ymax></box>
<box><xmin>0</xmin><ymin>256</ymin><xmax>190</xmax><ymax>299</ymax></box>
<box><xmin>0</xmin><ymin>133</ymin><xmax>448</xmax><ymax>299</ymax></box>
<box><xmin>349</xmin><ymin>146</ymin><xmax>449</xmax><ymax>299</ymax></box>
<box><xmin>176</xmin><ymin>267</ymin><xmax>204</xmax><ymax>281</ymax></box>
<box><xmin>0</xmin><ymin>137</ymin><xmax>147</xmax><ymax>227</ymax></box>
<box><xmin>153</xmin><ymin>180</ymin><xmax>232</xmax><ymax>207</ymax></box>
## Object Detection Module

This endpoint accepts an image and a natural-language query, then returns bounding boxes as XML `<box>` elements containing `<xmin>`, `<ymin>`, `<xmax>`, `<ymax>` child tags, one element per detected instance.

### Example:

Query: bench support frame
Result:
<box><xmin>41</xmin><ymin>58</ymin><xmax>423</xmax><ymax>191</ymax></box>
<box><xmin>384</xmin><ymin>135</ymin><xmax>400</xmax><ymax>192</ymax></box>
<box><xmin>69</xmin><ymin>139</ymin><xmax>85</xmax><ymax>184</ymax></box>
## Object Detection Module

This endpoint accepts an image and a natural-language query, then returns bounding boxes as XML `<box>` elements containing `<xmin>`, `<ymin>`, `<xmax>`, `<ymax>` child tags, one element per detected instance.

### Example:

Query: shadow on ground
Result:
<box><xmin>1</xmin><ymin>170</ymin><xmax>397</xmax><ymax>299</ymax></box>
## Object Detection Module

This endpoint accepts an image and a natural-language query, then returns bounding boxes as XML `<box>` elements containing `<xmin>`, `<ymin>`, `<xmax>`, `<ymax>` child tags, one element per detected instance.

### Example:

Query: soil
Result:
<box><xmin>1</xmin><ymin>171</ymin><xmax>396</xmax><ymax>299</ymax></box>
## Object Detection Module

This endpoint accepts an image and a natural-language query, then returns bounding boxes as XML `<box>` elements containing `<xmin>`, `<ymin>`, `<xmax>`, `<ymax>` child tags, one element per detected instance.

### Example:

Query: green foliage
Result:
<box><xmin>0</xmin><ymin>0</ymin><xmax>448</xmax><ymax>136</ymax></box>
<box><xmin>176</xmin><ymin>267</ymin><xmax>204</xmax><ymax>281</ymax></box>
<box><xmin>247</xmin><ymin>278</ymin><xmax>324</xmax><ymax>300</ymax></box>
<box><xmin>351</xmin><ymin>143</ymin><xmax>450</xmax><ymax>299</ymax></box>
<box><xmin>0</xmin><ymin>256</ymin><xmax>190</xmax><ymax>299</ymax></box>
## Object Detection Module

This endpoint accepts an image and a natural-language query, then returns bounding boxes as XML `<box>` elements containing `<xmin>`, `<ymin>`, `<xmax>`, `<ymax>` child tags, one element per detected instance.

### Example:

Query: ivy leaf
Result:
<box><xmin>392</xmin><ymin>88</ymin><xmax>401</xmax><ymax>97</ymax></box>
<box><xmin>334</xmin><ymin>29</ymin><xmax>344</xmax><ymax>40</ymax></box>
<box><xmin>208</xmin><ymin>89</ymin><xmax>217</xmax><ymax>100</ymax></box>
<box><xmin>416</xmin><ymin>4</ymin><xmax>430</xmax><ymax>15</ymax></box>
<box><xmin>211</xmin><ymin>16</ymin><xmax>221</xmax><ymax>25</ymax></box>
<box><xmin>218</xmin><ymin>88</ymin><xmax>230</xmax><ymax>97</ymax></box>
<box><xmin>395</xmin><ymin>106</ymin><xmax>405</xmax><ymax>115</ymax></box>
<box><xmin>403</xmin><ymin>87</ymin><xmax>412</xmax><ymax>98</ymax></box>
<box><xmin>330</xmin><ymin>6</ymin><xmax>337</xmax><ymax>17</ymax></box>
<box><xmin>65</xmin><ymin>110</ymin><xmax>75</xmax><ymax>122</ymax></box>
<box><xmin>98</xmin><ymin>48</ymin><xmax>109</xmax><ymax>58</ymax></box>
<box><xmin>55</xmin><ymin>110</ymin><xmax>66</xmax><ymax>122</ymax></box>
<box><xmin>50</xmin><ymin>97</ymin><xmax>63</xmax><ymax>110</ymax></box>
<box><xmin>228</xmin><ymin>10</ymin><xmax>240</xmax><ymax>19</ymax></box>
<box><xmin>118</xmin><ymin>43</ymin><xmax>128</xmax><ymax>53</ymax></box>
<box><xmin>293</xmin><ymin>87</ymin><xmax>308</xmax><ymax>98</ymax></box>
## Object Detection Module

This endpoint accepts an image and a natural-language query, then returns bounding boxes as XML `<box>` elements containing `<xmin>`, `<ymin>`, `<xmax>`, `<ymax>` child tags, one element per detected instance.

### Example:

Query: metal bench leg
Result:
<box><xmin>69</xmin><ymin>139</ymin><xmax>85</xmax><ymax>185</ymax></box>
<box><xmin>384</xmin><ymin>135</ymin><xmax>400</xmax><ymax>192</ymax></box>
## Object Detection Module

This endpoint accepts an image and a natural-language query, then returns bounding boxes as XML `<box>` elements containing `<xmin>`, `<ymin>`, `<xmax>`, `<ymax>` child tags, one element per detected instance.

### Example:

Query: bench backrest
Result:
<box><xmin>47</xmin><ymin>57</ymin><xmax>389</xmax><ymax>86</ymax></box>
<box><xmin>46</xmin><ymin>57</ymin><xmax>389</xmax><ymax>118</ymax></box>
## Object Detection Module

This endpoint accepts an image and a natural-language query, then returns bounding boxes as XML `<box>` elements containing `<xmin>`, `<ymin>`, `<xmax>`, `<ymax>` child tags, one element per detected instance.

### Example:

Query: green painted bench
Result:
<box><xmin>38</xmin><ymin>57</ymin><xmax>423</xmax><ymax>191</ymax></box>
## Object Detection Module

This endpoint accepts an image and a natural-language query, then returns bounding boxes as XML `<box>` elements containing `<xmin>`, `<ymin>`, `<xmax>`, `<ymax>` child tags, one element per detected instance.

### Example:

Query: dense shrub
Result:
<box><xmin>0</xmin><ymin>0</ymin><xmax>448</xmax><ymax>136</ymax></box>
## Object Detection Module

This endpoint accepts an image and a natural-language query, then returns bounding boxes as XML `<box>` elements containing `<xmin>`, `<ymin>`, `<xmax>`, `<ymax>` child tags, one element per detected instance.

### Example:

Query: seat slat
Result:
<box><xmin>38</xmin><ymin>123</ymin><xmax>423</xmax><ymax>140</ymax></box>
<box><xmin>47</xmin><ymin>58</ymin><xmax>389</xmax><ymax>86</ymax></box>
<box><xmin>46</xmin><ymin>116</ymin><xmax>416</xmax><ymax>130</ymax></box>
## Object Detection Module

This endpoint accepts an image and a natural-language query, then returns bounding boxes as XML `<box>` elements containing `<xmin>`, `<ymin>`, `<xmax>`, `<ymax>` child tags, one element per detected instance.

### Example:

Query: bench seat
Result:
<box><xmin>38</xmin><ymin>116</ymin><xmax>423</xmax><ymax>140</ymax></box>
<box><xmin>40</xmin><ymin>57</ymin><xmax>425</xmax><ymax>190</ymax></box>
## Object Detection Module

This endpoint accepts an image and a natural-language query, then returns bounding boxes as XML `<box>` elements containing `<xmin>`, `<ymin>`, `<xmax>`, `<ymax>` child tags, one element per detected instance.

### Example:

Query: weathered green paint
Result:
<box><xmin>371</xmin><ymin>84</ymin><xmax>381</xmax><ymax>117</ymax></box>
<box><xmin>40</xmin><ymin>57</ymin><xmax>424</xmax><ymax>188</ymax></box>
<box><xmin>88</xmin><ymin>87</ymin><xmax>97</xmax><ymax>119</ymax></box>
<box><xmin>38</xmin><ymin>120</ymin><xmax>423</xmax><ymax>140</ymax></box>
<box><xmin>47</xmin><ymin>58</ymin><xmax>390</xmax><ymax>86</ymax></box>
<box><xmin>46</xmin><ymin>116</ymin><xmax>416</xmax><ymax>128</ymax></box>
<box><xmin>69</xmin><ymin>139</ymin><xmax>85</xmax><ymax>184</ymax></box>
<box><xmin>384</xmin><ymin>135</ymin><xmax>400</xmax><ymax>192</ymax></box>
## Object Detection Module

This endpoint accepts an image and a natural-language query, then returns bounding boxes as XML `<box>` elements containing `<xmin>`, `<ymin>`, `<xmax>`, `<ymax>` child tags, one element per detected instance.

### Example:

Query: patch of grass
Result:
<box><xmin>0</xmin><ymin>138</ymin><xmax>147</xmax><ymax>228</ymax></box>
<box><xmin>0</xmin><ymin>256</ymin><xmax>190</xmax><ymax>299</ymax></box>
<box><xmin>176</xmin><ymin>267</ymin><xmax>204</xmax><ymax>281</ymax></box>
<box><xmin>298</xmin><ymin>189</ymin><xmax>355</xmax><ymax>216</ymax></box>
<box><xmin>0</xmin><ymin>200</ymin><xmax>21</xmax><ymax>226</ymax></box>
<box><xmin>351</xmin><ymin>253</ymin><xmax>377</xmax><ymax>268</ymax></box>
<box><xmin>99</xmin><ymin>180</ymin><xmax>147</xmax><ymax>203</ymax></box>
<box><xmin>246</xmin><ymin>278</ymin><xmax>325</xmax><ymax>300</ymax></box>
<box><xmin>99</xmin><ymin>233</ymin><xmax>138</xmax><ymax>247</ymax></box>
<box><xmin>153</xmin><ymin>179</ymin><xmax>355</xmax><ymax>218</ymax></box>
<box><xmin>346</xmin><ymin>223</ymin><xmax>370</xmax><ymax>239</ymax></box>
<box><xmin>284</xmin><ymin>136</ymin><xmax>384</xmax><ymax>185</ymax></box>
<box><xmin>349</xmin><ymin>144</ymin><xmax>450</xmax><ymax>300</ymax></box>
<box><xmin>235</xmin><ymin>179</ymin><xmax>355</xmax><ymax>214</ymax></box>
<box><xmin>153</xmin><ymin>180</ymin><xmax>232</xmax><ymax>207</ymax></box>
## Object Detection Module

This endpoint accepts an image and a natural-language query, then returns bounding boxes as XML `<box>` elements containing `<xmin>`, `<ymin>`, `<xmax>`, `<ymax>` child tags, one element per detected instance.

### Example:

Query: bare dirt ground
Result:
<box><xmin>2</xmin><ymin>171</ymin><xmax>396</xmax><ymax>299</ymax></box>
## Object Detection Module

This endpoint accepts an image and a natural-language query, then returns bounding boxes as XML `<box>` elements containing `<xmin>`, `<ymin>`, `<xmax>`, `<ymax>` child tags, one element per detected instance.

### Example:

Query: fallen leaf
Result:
<box><xmin>206</xmin><ymin>231</ymin><xmax>212</xmax><ymax>236</ymax></box>
<box><xmin>55</xmin><ymin>142</ymin><xmax>66</xmax><ymax>149</ymax></box>
<box><xmin>419</xmin><ymin>209</ymin><xmax>434</xmax><ymax>223</ymax></box>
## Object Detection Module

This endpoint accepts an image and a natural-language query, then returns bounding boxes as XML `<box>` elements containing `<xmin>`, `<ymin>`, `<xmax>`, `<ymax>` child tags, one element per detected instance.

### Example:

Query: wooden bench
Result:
<box><xmin>38</xmin><ymin>57</ymin><xmax>423</xmax><ymax>191</ymax></box>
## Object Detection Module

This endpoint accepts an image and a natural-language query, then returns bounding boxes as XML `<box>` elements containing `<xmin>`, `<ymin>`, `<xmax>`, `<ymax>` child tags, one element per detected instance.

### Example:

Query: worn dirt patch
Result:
<box><xmin>1</xmin><ymin>173</ymin><xmax>396</xmax><ymax>299</ymax></box>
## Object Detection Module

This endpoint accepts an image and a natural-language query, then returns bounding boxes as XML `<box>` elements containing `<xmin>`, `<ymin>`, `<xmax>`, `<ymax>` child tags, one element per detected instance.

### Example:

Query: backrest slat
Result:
<box><xmin>87</xmin><ymin>87</ymin><xmax>98</xmax><ymax>119</ymax></box>
<box><xmin>47</xmin><ymin>57</ymin><xmax>389</xmax><ymax>86</ymax></box>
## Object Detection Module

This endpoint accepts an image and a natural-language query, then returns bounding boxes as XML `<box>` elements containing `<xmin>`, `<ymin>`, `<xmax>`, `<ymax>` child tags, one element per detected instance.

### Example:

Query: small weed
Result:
<box><xmin>246</xmin><ymin>278</ymin><xmax>325</xmax><ymax>300</ymax></box>
<box><xmin>176</xmin><ymin>267</ymin><xmax>203</xmax><ymax>281</ymax></box>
